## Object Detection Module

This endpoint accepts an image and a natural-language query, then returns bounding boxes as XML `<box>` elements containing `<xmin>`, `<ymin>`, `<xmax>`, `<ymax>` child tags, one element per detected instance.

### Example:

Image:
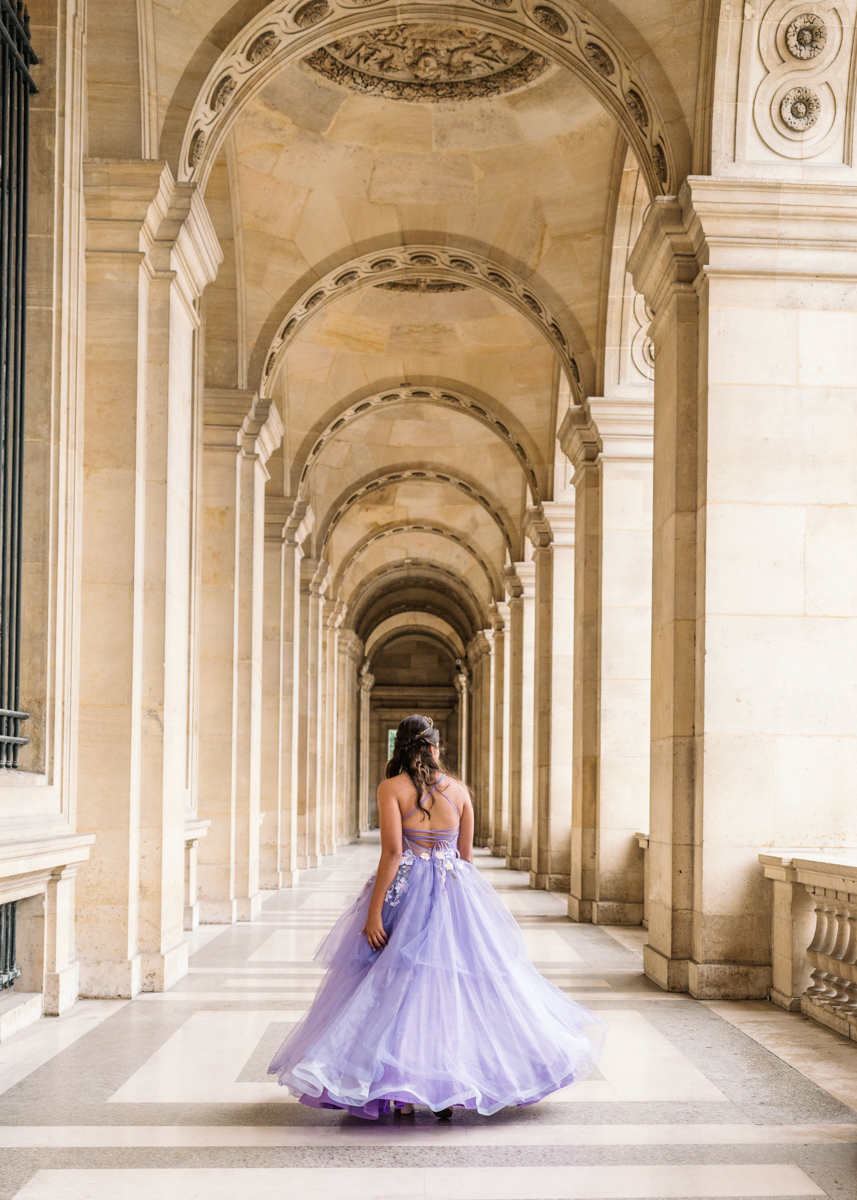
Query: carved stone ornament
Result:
<box><xmin>211</xmin><ymin>75</ymin><xmax>237</xmax><ymax>112</ymax></box>
<box><xmin>532</xmin><ymin>5</ymin><xmax>568</xmax><ymax>36</ymax></box>
<box><xmin>375</xmin><ymin>278</ymin><xmax>469</xmax><ymax>292</ymax></box>
<box><xmin>652</xmin><ymin>143</ymin><xmax>668</xmax><ymax>186</ymax></box>
<box><xmin>247</xmin><ymin>30</ymin><xmax>279</xmax><ymax>63</ymax></box>
<box><xmin>583</xmin><ymin>42</ymin><xmax>614</xmax><ymax>76</ymax></box>
<box><xmin>305</xmin><ymin>24</ymin><xmax>549</xmax><ymax>101</ymax></box>
<box><xmin>294</xmin><ymin>0</ymin><xmax>331</xmax><ymax>28</ymax></box>
<box><xmin>188</xmin><ymin>129</ymin><xmax>206</xmax><ymax>169</ymax></box>
<box><xmin>780</xmin><ymin>85</ymin><xmax>820</xmax><ymax>130</ymax></box>
<box><xmin>785</xmin><ymin>13</ymin><xmax>826</xmax><ymax>59</ymax></box>
<box><xmin>626</xmin><ymin>88</ymin><xmax>648</xmax><ymax>129</ymax></box>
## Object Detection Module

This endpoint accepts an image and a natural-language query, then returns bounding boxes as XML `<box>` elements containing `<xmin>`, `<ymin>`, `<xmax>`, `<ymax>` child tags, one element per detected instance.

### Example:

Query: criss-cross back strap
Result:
<box><xmin>401</xmin><ymin>774</ymin><xmax>456</xmax><ymax>822</ymax></box>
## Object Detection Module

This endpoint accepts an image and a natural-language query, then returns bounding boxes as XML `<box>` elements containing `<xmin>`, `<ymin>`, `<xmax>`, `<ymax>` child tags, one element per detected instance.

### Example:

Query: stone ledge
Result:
<box><xmin>0</xmin><ymin>992</ymin><xmax>43</xmax><ymax>1041</ymax></box>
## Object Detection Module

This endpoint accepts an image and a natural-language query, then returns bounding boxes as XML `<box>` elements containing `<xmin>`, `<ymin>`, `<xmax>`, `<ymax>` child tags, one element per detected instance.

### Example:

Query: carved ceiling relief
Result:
<box><xmin>304</xmin><ymin>24</ymin><xmax>550</xmax><ymax>101</ymax></box>
<box><xmin>178</xmin><ymin>0</ymin><xmax>673</xmax><ymax>197</ymax></box>
<box><xmin>750</xmin><ymin>1</ymin><xmax>856</xmax><ymax>162</ymax></box>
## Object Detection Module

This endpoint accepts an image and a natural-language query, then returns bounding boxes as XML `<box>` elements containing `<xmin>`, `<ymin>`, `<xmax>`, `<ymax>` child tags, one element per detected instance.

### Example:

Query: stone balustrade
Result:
<box><xmin>760</xmin><ymin>850</ymin><xmax>857</xmax><ymax>1041</ymax></box>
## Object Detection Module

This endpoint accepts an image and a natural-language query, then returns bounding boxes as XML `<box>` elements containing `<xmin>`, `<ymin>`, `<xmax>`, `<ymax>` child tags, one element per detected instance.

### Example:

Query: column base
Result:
<box><xmin>643</xmin><ymin>944</ymin><xmax>688</xmax><ymax>992</ymax></box>
<box><xmin>79</xmin><ymin>954</ymin><xmax>142</xmax><ymax>999</ymax></box>
<box><xmin>44</xmin><ymin>962</ymin><xmax>80</xmax><ymax>1016</ymax></box>
<box><xmin>236</xmin><ymin>893</ymin><xmax>262</xmax><ymax>922</ymax></box>
<box><xmin>687</xmin><ymin>960</ymin><xmax>771</xmax><ymax>1000</ymax></box>
<box><xmin>771</xmin><ymin>987</ymin><xmax>802</xmax><ymax>1012</ymax></box>
<box><xmin>198</xmin><ymin>898</ymin><xmax>237</xmax><ymax>924</ymax></box>
<box><xmin>592</xmin><ymin>900</ymin><xmax>644</xmax><ymax>926</ymax></box>
<box><xmin>505</xmin><ymin>855</ymin><xmax>531</xmax><ymax>872</ymax></box>
<box><xmin>530</xmin><ymin>872</ymin><xmax>571</xmax><ymax>892</ymax></box>
<box><xmin>297</xmin><ymin>855</ymin><xmax>323</xmax><ymax>869</ymax></box>
<box><xmin>141</xmin><ymin>941</ymin><xmax>189</xmax><ymax>993</ymax></box>
<box><xmin>259</xmin><ymin>869</ymin><xmax>300</xmax><ymax>890</ymax></box>
<box><xmin>567</xmin><ymin>894</ymin><xmax>593</xmax><ymax>923</ymax></box>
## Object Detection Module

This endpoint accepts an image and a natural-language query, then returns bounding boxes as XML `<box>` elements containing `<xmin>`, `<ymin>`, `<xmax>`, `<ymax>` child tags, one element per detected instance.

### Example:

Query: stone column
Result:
<box><xmin>506</xmin><ymin>561</ymin><xmax>535</xmax><ymax>872</ymax></box>
<box><xmin>454</xmin><ymin>671</ymin><xmax>470</xmax><ymax>782</ymax></box>
<box><xmin>489</xmin><ymin>611</ymin><xmax>508</xmax><ymax>857</ymax></box>
<box><xmin>629</xmin><ymin>180</ymin><xmax>857</xmax><ymax>998</ymax></box>
<box><xmin>320</xmin><ymin>601</ymin><xmax>343</xmax><ymax>855</ymax></box>
<box><xmin>337</xmin><ymin>631</ymin><xmax>363</xmax><ymax>844</ymax></box>
<box><xmin>527</xmin><ymin>504</ymin><xmax>575</xmax><ymax>892</ymax></box>
<box><xmin>561</xmin><ymin>399</ymin><xmax>653</xmax><ymax>923</ymax></box>
<box><xmin>358</xmin><ymin>666</ymin><xmax>375</xmax><ymax>830</ymax></box>
<box><xmin>296</xmin><ymin>560</ymin><xmax>329</xmax><ymax>868</ymax></box>
<box><xmin>77</xmin><ymin>162</ymin><xmax>221</xmax><ymax>996</ymax></box>
<box><xmin>467</xmin><ymin>632</ymin><xmax>494</xmax><ymax>846</ymax></box>
<box><xmin>197</xmin><ymin>391</ymin><xmax>282</xmax><ymax>923</ymax></box>
<box><xmin>259</xmin><ymin>498</ymin><xmax>310</xmax><ymax>890</ymax></box>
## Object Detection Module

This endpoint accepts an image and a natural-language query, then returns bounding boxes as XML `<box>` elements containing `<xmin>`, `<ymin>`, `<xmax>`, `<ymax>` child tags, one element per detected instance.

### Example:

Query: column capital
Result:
<box><xmin>301</xmin><ymin>557</ymin><xmax>330</xmax><ymax>596</ymax></box>
<box><xmin>523</xmin><ymin>506</ymin><xmax>552</xmax><ymax>551</ymax></box>
<box><xmin>338</xmin><ymin>629</ymin><xmax>364</xmax><ymax>666</ymax></box>
<box><xmin>84</xmin><ymin>161</ymin><xmax>222</xmax><ymax>301</ymax></box>
<box><xmin>627</xmin><ymin>194</ymin><xmax>700</xmax><ymax>338</ymax></box>
<box><xmin>501</xmin><ymin>565</ymin><xmax>524</xmax><ymax>600</ymax></box>
<box><xmin>454</xmin><ymin>671</ymin><xmax>469</xmax><ymax>697</ymax></box>
<box><xmin>265</xmin><ymin>496</ymin><xmax>313</xmax><ymax>544</ymax></box>
<box><xmin>359</xmin><ymin>667</ymin><xmax>375</xmax><ymax>694</ymax></box>
<box><xmin>560</xmin><ymin>398</ymin><xmax>653</xmax><ymax>468</ymax></box>
<box><xmin>541</xmin><ymin>501</ymin><xmax>576</xmax><ymax>548</ymax></box>
<box><xmin>514</xmin><ymin>559</ymin><xmax>536</xmax><ymax>596</ymax></box>
<box><xmin>203</xmin><ymin>391</ymin><xmax>283</xmax><ymax>466</ymax></box>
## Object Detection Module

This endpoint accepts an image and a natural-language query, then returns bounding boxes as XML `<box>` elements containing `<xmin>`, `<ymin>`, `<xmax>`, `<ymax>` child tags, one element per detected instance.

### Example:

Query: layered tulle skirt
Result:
<box><xmin>268</xmin><ymin>848</ymin><xmax>606</xmax><ymax>1118</ymax></box>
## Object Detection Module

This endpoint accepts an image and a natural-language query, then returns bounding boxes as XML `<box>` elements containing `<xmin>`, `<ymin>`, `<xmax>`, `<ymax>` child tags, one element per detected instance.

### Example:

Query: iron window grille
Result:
<box><xmin>0</xmin><ymin>900</ymin><xmax>20</xmax><ymax>988</ymax></box>
<box><xmin>0</xmin><ymin>2</ymin><xmax>36</xmax><ymax>769</ymax></box>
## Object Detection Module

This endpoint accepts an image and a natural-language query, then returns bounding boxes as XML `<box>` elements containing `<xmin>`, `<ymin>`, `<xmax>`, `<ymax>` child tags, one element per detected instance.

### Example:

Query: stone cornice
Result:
<box><xmin>627</xmin><ymin>194</ymin><xmax>700</xmax><ymax>325</ymax></box>
<box><xmin>501</xmin><ymin>565</ymin><xmax>524</xmax><ymax>600</ymax></box>
<box><xmin>83</xmin><ymin>159</ymin><xmax>173</xmax><ymax>256</ymax></box>
<box><xmin>203</xmin><ymin>391</ymin><xmax>283</xmax><ymax>467</ymax></box>
<box><xmin>558</xmin><ymin>406</ymin><xmax>600</xmax><ymax>473</ymax></box>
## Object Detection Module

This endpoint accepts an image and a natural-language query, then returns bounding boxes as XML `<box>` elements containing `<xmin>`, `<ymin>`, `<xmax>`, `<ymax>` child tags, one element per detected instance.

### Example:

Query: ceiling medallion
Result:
<box><xmin>785</xmin><ymin>13</ymin><xmax>826</xmax><ymax>59</ymax></box>
<box><xmin>304</xmin><ymin>23</ymin><xmax>549</xmax><ymax>101</ymax></box>
<box><xmin>780</xmin><ymin>85</ymin><xmax>820</xmax><ymax>131</ymax></box>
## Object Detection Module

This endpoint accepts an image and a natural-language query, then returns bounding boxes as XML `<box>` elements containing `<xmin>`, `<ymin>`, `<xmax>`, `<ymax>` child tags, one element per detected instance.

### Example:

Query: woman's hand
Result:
<box><xmin>361</xmin><ymin>911</ymin><xmax>388</xmax><ymax>951</ymax></box>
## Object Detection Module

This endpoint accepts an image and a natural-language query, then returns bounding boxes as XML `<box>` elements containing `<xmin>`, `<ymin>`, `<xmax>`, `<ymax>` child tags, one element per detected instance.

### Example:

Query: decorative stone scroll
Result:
<box><xmin>178</xmin><ymin>0</ymin><xmax>674</xmax><ymax>196</ymax></box>
<box><xmin>305</xmin><ymin>23</ymin><xmax>549</xmax><ymax>101</ymax></box>
<box><xmin>261</xmin><ymin>245</ymin><xmax>583</xmax><ymax>399</ymax></box>
<box><xmin>297</xmin><ymin>385</ymin><xmax>540</xmax><ymax>502</ymax></box>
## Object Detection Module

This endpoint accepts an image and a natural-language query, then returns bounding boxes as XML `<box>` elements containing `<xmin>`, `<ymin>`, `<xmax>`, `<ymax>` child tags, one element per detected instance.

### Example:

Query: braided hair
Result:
<box><xmin>385</xmin><ymin>714</ymin><xmax>450</xmax><ymax>821</ymax></box>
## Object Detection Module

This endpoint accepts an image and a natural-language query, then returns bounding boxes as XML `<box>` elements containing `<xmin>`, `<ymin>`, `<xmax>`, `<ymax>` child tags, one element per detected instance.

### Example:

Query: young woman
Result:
<box><xmin>269</xmin><ymin>713</ymin><xmax>605</xmax><ymax>1119</ymax></box>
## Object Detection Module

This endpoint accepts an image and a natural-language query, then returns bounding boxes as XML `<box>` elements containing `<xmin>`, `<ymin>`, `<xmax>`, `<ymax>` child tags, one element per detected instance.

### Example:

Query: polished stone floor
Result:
<box><xmin>0</xmin><ymin>836</ymin><xmax>856</xmax><ymax>1198</ymax></box>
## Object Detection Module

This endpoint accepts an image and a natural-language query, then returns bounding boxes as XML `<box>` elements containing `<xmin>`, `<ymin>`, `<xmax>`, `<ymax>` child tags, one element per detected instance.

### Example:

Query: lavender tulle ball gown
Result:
<box><xmin>268</xmin><ymin>776</ymin><xmax>606</xmax><ymax>1119</ymax></box>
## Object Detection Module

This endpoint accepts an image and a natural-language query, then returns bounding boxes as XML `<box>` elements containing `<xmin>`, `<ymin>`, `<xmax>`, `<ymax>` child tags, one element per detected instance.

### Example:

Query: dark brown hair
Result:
<box><xmin>385</xmin><ymin>714</ymin><xmax>454</xmax><ymax>821</ymax></box>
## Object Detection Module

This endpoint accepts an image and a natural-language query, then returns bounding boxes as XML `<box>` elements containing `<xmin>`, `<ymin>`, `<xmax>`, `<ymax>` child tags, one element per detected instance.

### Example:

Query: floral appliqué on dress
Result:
<box><xmin>385</xmin><ymin>850</ymin><xmax>416</xmax><ymax>907</ymax></box>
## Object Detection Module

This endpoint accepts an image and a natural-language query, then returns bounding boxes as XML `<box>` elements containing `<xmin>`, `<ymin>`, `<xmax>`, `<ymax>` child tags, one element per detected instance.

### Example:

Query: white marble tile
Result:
<box><xmin>1</xmin><ymin>1123</ymin><xmax>854</xmax><ymax>1148</ymax></box>
<box><xmin>599</xmin><ymin>927</ymin><xmax>647</xmax><ymax>957</ymax></box>
<box><xmin>135</xmin><ymin>992</ymin><xmax>311</xmax><ymax>1004</ymax></box>
<box><xmin>522</xmin><ymin>930</ymin><xmax>583</xmax><ymax>962</ymax></box>
<box><xmin>247</xmin><ymin>929</ymin><xmax>326</xmax><ymax>961</ymax></box>
<box><xmin>184</xmin><ymin>925</ymin><xmax>231</xmax><ymax>956</ymax></box>
<box><xmin>189</xmin><ymin>966</ymin><xmax>325</xmax><ymax>975</ymax></box>
<box><xmin>0</xmin><ymin>1000</ymin><xmax>127</xmax><ymax>1098</ymax></box>
<box><xmin>13</xmin><ymin>1165</ymin><xmax>825</xmax><ymax>1199</ymax></box>
<box><xmin>108</xmin><ymin>1011</ymin><xmax>300</xmax><ymax>1104</ymax></box>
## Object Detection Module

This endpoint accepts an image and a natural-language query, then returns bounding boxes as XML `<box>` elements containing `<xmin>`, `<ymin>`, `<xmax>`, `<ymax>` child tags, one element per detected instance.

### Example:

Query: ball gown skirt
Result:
<box><xmin>268</xmin><ymin>834</ymin><xmax>606</xmax><ymax>1119</ymax></box>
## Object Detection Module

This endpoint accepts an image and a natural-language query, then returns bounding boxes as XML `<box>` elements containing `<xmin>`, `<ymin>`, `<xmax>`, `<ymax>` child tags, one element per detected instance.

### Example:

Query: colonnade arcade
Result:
<box><xmin>3</xmin><ymin>0</ymin><xmax>857</xmax><ymax>1024</ymax></box>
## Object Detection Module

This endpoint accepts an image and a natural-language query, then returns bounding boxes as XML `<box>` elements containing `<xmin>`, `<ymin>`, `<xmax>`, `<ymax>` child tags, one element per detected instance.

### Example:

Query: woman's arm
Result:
<box><xmin>457</xmin><ymin>792</ymin><xmax>475</xmax><ymax>864</ymax></box>
<box><xmin>361</xmin><ymin>780</ymin><xmax>404</xmax><ymax>950</ymax></box>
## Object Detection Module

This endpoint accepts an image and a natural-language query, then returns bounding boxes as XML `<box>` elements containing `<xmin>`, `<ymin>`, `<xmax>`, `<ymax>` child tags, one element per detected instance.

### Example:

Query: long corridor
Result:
<box><xmin>0</xmin><ymin>841</ymin><xmax>855</xmax><ymax>1199</ymax></box>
